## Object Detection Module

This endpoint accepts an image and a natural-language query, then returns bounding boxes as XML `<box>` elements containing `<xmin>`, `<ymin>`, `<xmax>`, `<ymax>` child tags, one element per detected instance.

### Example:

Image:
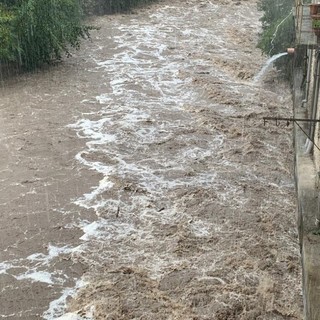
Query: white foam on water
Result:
<box><xmin>1</xmin><ymin>244</ymin><xmax>80</xmax><ymax>287</ymax></box>
<box><xmin>16</xmin><ymin>270</ymin><xmax>54</xmax><ymax>284</ymax></box>
<box><xmin>27</xmin><ymin>244</ymin><xmax>75</xmax><ymax>264</ymax></box>
<box><xmin>43</xmin><ymin>280</ymin><xmax>90</xmax><ymax>320</ymax></box>
<box><xmin>5</xmin><ymin>244</ymin><xmax>81</xmax><ymax>285</ymax></box>
<box><xmin>67</xmin><ymin>118</ymin><xmax>116</xmax><ymax>144</ymax></box>
<box><xmin>95</xmin><ymin>94</ymin><xmax>112</xmax><ymax>104</ymax></box>
<box><xmin>65</xmin><ymin>4</ymin><xmax>243</xmax><ymax>269</ymax></box>
<box><xmin>36</xmin><ymin>1</ymin><xmax>297</xmax><ymax>318</ymax></box>
<box><xmin>44</xmin><ymin>289</ymin><xmax>77</xmax><ymax>319</ymax></box>
<box><xmin>74</xmin><ymin>178</ymin><xmax>114</xmax><ymax>211</ymax></box>
<box><xmin>79</xmin><ymin>219</ymin><xmax>136</xmax><ymax>241</ymax></box>
<box><xmin>0</xmin><ymin>262</ymin><xmax>12</xmax><ymax>274</ymax></box>
<box><xmin>55</xmin><ymin>311</ymin><xmax>94</xmax><ymax>320</ymax></box>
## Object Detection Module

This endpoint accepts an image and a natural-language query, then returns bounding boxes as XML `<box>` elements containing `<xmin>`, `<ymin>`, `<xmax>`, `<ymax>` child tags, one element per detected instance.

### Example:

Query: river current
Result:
<box><xmin>0</xmin><ymin>0</ymin><xmax>301</xmax><ymax>319</ymax></box>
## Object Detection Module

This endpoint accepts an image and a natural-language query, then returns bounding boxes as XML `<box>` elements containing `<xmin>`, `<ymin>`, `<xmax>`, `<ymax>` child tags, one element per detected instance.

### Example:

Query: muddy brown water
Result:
<box><xmin>0</xmin><ymin>0</ymin><xmax>302</xmax><ymax>319</ymax></box>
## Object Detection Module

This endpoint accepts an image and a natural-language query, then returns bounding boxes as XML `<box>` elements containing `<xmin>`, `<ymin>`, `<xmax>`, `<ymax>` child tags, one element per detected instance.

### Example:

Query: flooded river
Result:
<box><xmin>0</xmin><ymin>0</ymin><xmax>302</xmax><ymax>319</ymax></box>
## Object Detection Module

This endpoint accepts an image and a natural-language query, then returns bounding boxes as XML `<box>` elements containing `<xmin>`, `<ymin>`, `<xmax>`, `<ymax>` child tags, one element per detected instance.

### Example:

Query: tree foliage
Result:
<box><xmin>0</xmin><ymin>0</ymin><xmax>92</xmax><ymax>70</ymax></box>
<box><xmin>257</xmin><ymin>0</ymin><xmax>295</xmax><ymax>77</ymax></box>
<box><xmin>258</xmin><ymin>0</ymin><xmax>293</xmax><ymax>30</ymax></box>
<box><xmin>0</xmin><ymin>0</ymin><xmax>159</xmax><ymax>71</ymax></box>
<box><xmin>0</xmin><ymin>4</ymin><xmax>17</xmax><ymax>61</ymax></box>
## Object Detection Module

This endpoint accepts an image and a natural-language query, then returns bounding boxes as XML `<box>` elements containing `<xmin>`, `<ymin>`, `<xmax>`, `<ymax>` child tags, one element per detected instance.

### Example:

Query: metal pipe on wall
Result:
<box><xmin>306</xmin><ymin>50</ymin><xmax>320</xmax><ymax>154</ymax></box>
<box><xmin>306</xmin><ymin>48</ymin><xmax>313</xmax><ymax>103</ymax></box>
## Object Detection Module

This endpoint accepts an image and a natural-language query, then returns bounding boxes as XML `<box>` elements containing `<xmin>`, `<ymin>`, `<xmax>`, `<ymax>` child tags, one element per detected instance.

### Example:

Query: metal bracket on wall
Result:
<box><xmin>263</xmin><ymin>116</ymin><xmax>320</xmax><ymax>151</ymax></box>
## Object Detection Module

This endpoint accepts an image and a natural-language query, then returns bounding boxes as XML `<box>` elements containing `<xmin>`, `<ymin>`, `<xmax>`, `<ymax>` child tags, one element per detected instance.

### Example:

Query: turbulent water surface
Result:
<box><xmin>0</xmin><ymin>0</ymin><xmax>302</xmax><ymax>319</ymax></box>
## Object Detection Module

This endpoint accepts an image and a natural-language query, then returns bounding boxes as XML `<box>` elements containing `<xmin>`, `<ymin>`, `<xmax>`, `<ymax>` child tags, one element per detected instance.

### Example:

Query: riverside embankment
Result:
<box><xmin>293</xmin><ymin>47</ymin><xmax>320</xmax><ymax>319</ymax></box>
<box><xmin>0</xmin><ymin>0</ymin><xmax>302</xmax><ymax>319</ymax></box>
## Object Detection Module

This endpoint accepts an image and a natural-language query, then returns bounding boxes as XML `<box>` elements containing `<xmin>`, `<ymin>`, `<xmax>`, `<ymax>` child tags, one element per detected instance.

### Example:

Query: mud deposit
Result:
<box><xmin>0</xmin><ymin>0</ymin><xmax>302</xmax><ymax>319</ymax></box>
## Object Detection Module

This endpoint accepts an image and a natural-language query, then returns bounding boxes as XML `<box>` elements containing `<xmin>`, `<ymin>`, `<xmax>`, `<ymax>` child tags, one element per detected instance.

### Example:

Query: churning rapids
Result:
<box><xmin>0</xmin><ymin>0</ymin><xmax>302</xmax><ymax>319</ymax></box>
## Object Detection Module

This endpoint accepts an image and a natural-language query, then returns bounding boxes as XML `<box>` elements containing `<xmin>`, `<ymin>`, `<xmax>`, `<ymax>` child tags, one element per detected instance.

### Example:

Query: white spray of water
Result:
<box><xmin>253</xmin><ymin>52</ymin><xmax>288</xmax><ymax>83</ymax></box>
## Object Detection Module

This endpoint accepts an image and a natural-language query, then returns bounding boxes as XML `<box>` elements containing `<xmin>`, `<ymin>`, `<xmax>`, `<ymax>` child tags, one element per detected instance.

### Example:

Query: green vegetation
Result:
<box><xmin>0</xmin><ymin>0</ymin><xmax>92</xmax><ymax>70</ymax></box>
<box><xmin>257</xmin><ymin>0</ymin><xmax>295</xmax><ymax>77</ymax></box>
<box><xmin>0</xmin><ymin>0</ymin><xmax>159</xmax><ymax>71</ymax></box>
<box><xmin>0</xmin><ymin>4</ymin><xmax>17</xmax><ymax>62</ymax></box>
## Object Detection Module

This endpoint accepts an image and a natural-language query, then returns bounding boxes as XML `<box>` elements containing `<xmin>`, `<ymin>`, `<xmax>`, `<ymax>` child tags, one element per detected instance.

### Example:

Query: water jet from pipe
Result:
<box><xmin>253</xmin><ymin>52</ymin><xmax>288</xmax><ymax>83</ymax></box>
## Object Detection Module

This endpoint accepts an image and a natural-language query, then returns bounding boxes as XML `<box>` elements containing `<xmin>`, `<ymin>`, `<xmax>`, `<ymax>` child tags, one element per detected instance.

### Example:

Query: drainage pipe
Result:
<box><xmin>306</xmin><ymin>48</ymin><xmax>313</xmax><ymax>103</ymax></box>
<box><xmin>306</xmin><ymin>50</ymin><xmax>320</xmax><ymax>154</ymax></box>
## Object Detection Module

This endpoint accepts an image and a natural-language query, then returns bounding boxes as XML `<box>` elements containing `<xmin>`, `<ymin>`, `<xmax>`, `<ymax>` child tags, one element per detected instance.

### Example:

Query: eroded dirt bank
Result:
<box><xmin>0</xmin><ymin>0</ymin><xmax>302</xmax><ymax>319</ymax></box>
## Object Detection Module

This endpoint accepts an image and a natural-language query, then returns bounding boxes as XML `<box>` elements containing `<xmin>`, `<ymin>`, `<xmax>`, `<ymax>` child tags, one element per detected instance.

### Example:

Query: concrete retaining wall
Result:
<box><xmin>293</xmin><ymin>65</ymin><xmax>320</xmax><ymax>320</ymax></box>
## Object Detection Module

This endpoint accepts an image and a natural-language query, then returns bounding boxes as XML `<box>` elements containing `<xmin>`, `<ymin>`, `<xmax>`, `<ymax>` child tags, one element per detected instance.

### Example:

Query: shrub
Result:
<box><xmin>0</xmin><ymin>0</ymin><xmax>92</xmax><ymax>70</ymax></box>
<box><xmin>0</xmin><ymin>0</ymin><xmax>159</xmax><ymax>71</ymax></box>
<box><xmin>257</xmin><ymin>0</ymin><xmax>295</xmax><ymax>78</ymax></box>
<box><xmin>0</xmin><ymin>4</ymin><xmax>18</xmax><ymax>62</ymax></box>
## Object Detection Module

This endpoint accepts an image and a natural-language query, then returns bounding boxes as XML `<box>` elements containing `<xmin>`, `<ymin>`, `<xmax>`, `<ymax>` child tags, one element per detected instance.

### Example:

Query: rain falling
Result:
<box><xmin>0</xmin><ymin>0</ymin><xmax>302</xmax><ymax>319</ymax></box>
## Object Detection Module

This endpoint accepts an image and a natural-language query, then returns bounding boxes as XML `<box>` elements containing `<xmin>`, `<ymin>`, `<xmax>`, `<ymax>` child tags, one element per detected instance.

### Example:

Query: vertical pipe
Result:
<box><xmin>306</xmin><ymin>49</ymin><xmax>313</xmax><ymax>102</ymax></box>
<box><xmin>308</xmin><ymin>51</ymin><xmax>320</xmax><ymax>153</ymax></box>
